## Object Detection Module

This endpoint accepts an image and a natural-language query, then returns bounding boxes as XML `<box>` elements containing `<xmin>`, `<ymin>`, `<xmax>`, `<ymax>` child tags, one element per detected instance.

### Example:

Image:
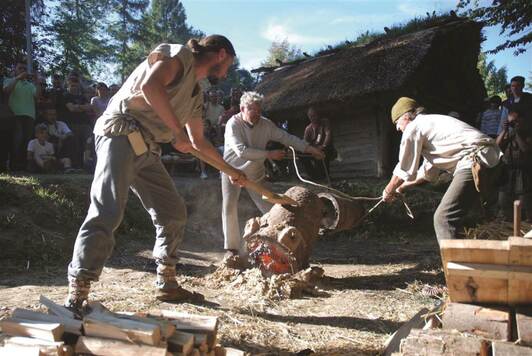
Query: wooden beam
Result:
<box><xmin>117</xmin><ymin>312</ymin><xmax>175</xmax><ymax>340</ymax></box>
<box><xmin>0</xmin><ymin>344</ymin><xmax>41</xmax><ymax>356</ymax></box>
<box><xmin>447</xmin><ymin>262</ymin><xmax>532</xmax><ymax>280</ymax></box>
<box><xmin>0</xmin><ymin>318</ymin><xmax>64</xmax><ymax>342</ymax></box>
<box><xmin>442</xmin><ymin>303</ymin><xmax>510</xmax><ymax>341</ymax></box>
<box><xmin>383</xmin><ymin>308</ymin><xmax>429</xmax><ymax>356</ymax></box>
<box><xmin>12</xmin><ymin>308</ymin><xmax>82</xmax><ymax>335</ymax></box>
<box><xmin>508</xmin><ymin>237</ymin><xmax>532</xmax><ymax>305</ymax></box>
<box><xmin>75</xmin><ymin>336</ymin><xmax>167</xmax><ymax>356</ymax></box>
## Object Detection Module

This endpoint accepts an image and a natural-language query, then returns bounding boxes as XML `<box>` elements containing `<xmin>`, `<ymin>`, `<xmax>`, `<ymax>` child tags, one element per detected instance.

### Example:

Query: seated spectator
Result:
<box><xmin>27</xmin><ymin>124</ymin><xmax>61</xmax><ymax>173</ymax></box>
<box><xmin>204</xmin><ymin>90</ymin><xmax>224</xmax><ymax>126</ymax></box>
<box><xmin>478</xmin><ymin>96</ymin><xmax>502</xmax><ymax>138</ymax></box>
<box><xmin>43</xmin><ymin>106</ymin><xmax>74</xmax><ymax>171</ymax></box>
<box><xmin>62</xmin><ymin>74</ymin><xmax>93</xmax><ymax>168</ymax></box>
<box><xmin>497</xmin><ymin>103</ymin><xmax>532</xmax><ymax>221</ymax></box>
<box><xmin>90</xmin><ymin>82</ymin><xmax>110</xmax><ymax>118</ymax></box>
<box><xmin>301</xmin><ymin>106</ymin><xmax>336</xmax><ymax>180</ymax></box>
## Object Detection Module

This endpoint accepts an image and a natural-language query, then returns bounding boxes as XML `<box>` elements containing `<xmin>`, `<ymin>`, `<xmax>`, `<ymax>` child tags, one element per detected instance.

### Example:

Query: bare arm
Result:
<box><xmin>186</xmin><ymin>116</ymin><xmax>246</xmax><ymax>184</ymax></box>
<box><xmin>140</xmin><ymin>56</ymin><xmax>191</xmax><ymax>152</ymax></box>
<box><xmin>397</xmin><ymin>177</ymin><xmax>427</xmax><ymax>193</ymax></box>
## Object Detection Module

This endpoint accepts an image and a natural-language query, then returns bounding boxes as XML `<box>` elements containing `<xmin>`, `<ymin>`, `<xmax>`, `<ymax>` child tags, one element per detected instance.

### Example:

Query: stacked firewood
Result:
<box><xmin>0</xmin><ymin>295</ymin><xmax>244</xmax><ymax>356</ymax></box>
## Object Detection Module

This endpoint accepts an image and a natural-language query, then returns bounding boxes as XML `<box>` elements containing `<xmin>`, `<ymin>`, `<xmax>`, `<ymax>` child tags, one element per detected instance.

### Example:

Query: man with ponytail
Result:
<box><xmin>65</xmin><ymin>35</ymin><xmax>246</xmax><ymax>312</ymax></box>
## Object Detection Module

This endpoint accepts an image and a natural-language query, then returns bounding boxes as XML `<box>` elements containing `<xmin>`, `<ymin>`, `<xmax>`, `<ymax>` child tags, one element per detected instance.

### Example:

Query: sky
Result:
<box><xmin>182</xmin><ymin>0</ymin><xmax>531</xmax><ymax>79</ymax></box>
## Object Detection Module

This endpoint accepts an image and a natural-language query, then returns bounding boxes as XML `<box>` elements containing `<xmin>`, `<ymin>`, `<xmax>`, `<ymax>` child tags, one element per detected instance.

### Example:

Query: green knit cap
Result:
<box><xmin>391</xmin><ymin>97</ymin><xmax>418</xmax><ymax>123</ymax></box>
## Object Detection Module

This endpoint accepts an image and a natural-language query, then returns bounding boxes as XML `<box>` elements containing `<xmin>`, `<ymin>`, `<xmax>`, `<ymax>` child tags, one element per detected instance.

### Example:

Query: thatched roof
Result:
<box><xmin>256</xmin><ymin>20</ymin><xmax>482</xmax><ymax>113</ymax></box>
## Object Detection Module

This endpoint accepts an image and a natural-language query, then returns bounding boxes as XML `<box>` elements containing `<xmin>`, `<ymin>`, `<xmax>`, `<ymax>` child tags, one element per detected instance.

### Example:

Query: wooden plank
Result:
<box><xmin>447</xmin><ymin>262</ymin><xmax>532</xmax><ymax>280</ymax></box>
<box><xmin>508</xmin><ymin>237</ymin><xmax>532</xmax><ymax>305</ymax></box>
<box><xmin>492</xmin><ymin>341</ymin><xmax>532</xmax><ymax>356</ymax></box>
<box><xmin>83</xmin><ymin>313</ymin><xmax>161</xmax><ymax>346</ymax></box>
<box><xmin>516</xmin><ymin>308</ymin><xmax>532</xmax><ymax>346</ymax></box>
<box><xmin>0</xmin><ymin>318</ymin><xmax>64</xmax><ymax>342</ymax></box>
<box><xmin>400</xmin><ymin>329</ymin><xmax>489</xmax><ymax>356</ymax></box>
<box><xmin>167</xmin><ymin>331</ymin><xmax>194</xmax><ymax>355</ymax></box>
<box><xmin>440</xmin><ymin>239</ymin><xmax>510</xmax><ymax>269</ymax></box>
<box><xmin>75</xmin><ymin>336</ymin><xmax>167</xmax><ymax>356</ymax></box>
<box><xmin>383</xmin><ymin>308</ymin><xmax>429</xmax><ymax>356</ymax></box>
<box><xmin>146</xmin><ymin>310</ymin><xmax>217</xmax><ymax>349</ymax></box>
<box><xmin>446</xmin><ymin>274</ymin><xmax>508</xmax><ymax>304</ymax></box>
<box><xmin>38</xmin><ymin>296</ymin><xmax>76</xmax><ymax>320</ymax></box>
<box><xmin>12</xmin><ymin>308</ymin><xmax>82</xmax><ymax>335</ymax></box>
<box><xmin>442</xmin><ymin>303</ymin><xmax>510</xmax><ymax>341</ymax></box>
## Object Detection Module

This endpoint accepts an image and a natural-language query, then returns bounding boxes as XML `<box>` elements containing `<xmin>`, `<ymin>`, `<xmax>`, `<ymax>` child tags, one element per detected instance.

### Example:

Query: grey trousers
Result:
<box><xmin>68</xmin><ymin>135</ymin><xmax>187</xmax><ymax>281</ymax></box>
<box><xmin>221</xmin><ymin>173</ymin><xmax>272</xmax><ymax>250</ymax></box>
<box><xmin>433</xmin><ymin>168</ymin><xmax>478</xmax><ymax>242</ymax></box>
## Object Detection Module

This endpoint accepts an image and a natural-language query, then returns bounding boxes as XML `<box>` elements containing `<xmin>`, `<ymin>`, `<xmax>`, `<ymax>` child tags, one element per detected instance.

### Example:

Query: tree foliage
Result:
<box><xmin>457</xmin><ymin>0</ymin><xmax>532</xmax><ymax>55</ymax></box>
<box><xmin>262</xmin><ymin>39</ymin><xmax>303</xmax><ymax>66</ymax></box>
<box><xmin>107</xmin><ymin>0</ymin><xmax>149</xmax><ymax>82</ymax></box>
<box><xmin>477</xmin><ymin>52</ymin><xmax>508</xmax><ymax>97</ymax></box>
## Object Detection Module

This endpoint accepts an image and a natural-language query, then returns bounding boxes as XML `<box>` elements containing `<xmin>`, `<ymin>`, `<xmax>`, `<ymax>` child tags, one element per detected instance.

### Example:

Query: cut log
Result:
<box><xmin>0</xmin><ymin>344</ymin><xmax>41</xmax><ymax>356</ymax></box>
<box><xmin>400</xmin><ymin>329</ymin><xmax>489</xmax><ymax>356</ymax></box>
<box><xmin>167</xmin><ymin>331</ymin><xmax>194</xmax><ymax>355</ymax></box>
<box><xmin>224</xmin><ymin>348</ymin><xmax>245</xmax><ymax>356</ymax></box>
<box><xmin>244</xmin><ymin>186</ymin><xmax>323</xmax><ymax>273</ymax></box>
<box><xmin>442</xmin><ymin>303</ymin><xmax>510</xmax><ymax>340</ymax></box>
<box><xmin>38</xmin><ymin>296</ymin><xmax>75</xmax><ymax>320</ymax></box>
<box><xmin>0</xmin><ymin>318</ymin><xmax>64</xmax><ymax>342</ymax></box>
<box><xmin>516</xmin><ymin>307</ymin><xmax>532</xmax><ymax>346</ymax></box>
<box><xmin>12</xmin><ymin>308</ymin><xmax>82</xmax><ymax>335</ymax></box>
<box><xmin>508</xmin><ymin>237</ymin><xmax>532</xmax><ymax>305</ymax></box>
<box><xmin>117</xmin><ymin>312</ymin><xmax>175</xmax><ymax>339</ymax></box>
<box><xmin>75</xmin><ymin>336</ymin><xmax>167</xmax><ymax>356</ymax></box>
<box><xmin>192</xmin><ymin>333</ymin><xmax>208</xmax><ymax>352</ymax></box>
<box><xmin>83</xmin><ymin>313</ymin><xmax>161</xmax><ymax>346</ymax></box>
<box><xmin>2</xmin><ymin>336</ymin><xmax>64</xmax><ymax>356</ymax></box>
<box><xmin>146</xmin><ymin>310</ymin><xmax>217</xmax><ymax>348</ymax></box>
<box><xmin>440</xmin><ymin>239</ymin><xmax>510</xmax><ymax>269</ymax></box>
<box><xmin>492</xmin><ymin>341</ymin><xmax>532</xmax><ymax>356</ymax></box>
<box><xmin>383</xmin><ymin>308</ymin><xmax>429</xmax><ymax>356</ymax></box>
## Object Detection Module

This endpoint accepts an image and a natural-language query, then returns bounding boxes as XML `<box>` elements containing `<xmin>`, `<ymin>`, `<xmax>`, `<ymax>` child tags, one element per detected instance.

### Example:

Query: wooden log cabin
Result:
<box><xmin>255</xmin><ymin>19</ymin><xmax>486</xmax><ymax>178</ymax></box>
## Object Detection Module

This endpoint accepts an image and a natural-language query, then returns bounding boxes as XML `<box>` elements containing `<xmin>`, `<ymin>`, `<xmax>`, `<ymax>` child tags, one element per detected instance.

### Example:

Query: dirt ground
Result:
<box><xmin>0</xmin><ymin>174</ymin><xmax>445</xmax><ymax>355</ymax></box>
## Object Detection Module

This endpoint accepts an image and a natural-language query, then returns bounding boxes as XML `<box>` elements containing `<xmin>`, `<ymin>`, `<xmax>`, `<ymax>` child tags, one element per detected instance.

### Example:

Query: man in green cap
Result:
<box><xmin>382</xmin><ymin>97</ymin><xmax>502</xmax><ymax>242</ymax></box>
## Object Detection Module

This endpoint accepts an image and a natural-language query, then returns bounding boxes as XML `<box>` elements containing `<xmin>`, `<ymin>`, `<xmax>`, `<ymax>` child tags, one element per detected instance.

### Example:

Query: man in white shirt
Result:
<box><xmin>43</xmin><ymin>106</ymin><xmax>74</xmax><ymax>170</ymax></box>
<box><xmin>222</xmin><ymin>91</ymin><xmax>324</xmax><ymax>265</ymax></box>
<box><xmin>382</xmin><ymin>97</ymin><xmax>502</xmax><ymax>242</ymax></box>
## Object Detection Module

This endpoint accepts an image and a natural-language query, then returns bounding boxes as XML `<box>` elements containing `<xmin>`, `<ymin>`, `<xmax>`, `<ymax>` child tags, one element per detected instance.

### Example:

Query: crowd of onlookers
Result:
<box><xmin>1</xmin><ymin>59</ymin><xmax>119</xmax><ymax>174</ymax></box>
<box><xmin>475</xmin><ymin>75</ymin><xmax>532</xmax><ymax>221</ymax></box>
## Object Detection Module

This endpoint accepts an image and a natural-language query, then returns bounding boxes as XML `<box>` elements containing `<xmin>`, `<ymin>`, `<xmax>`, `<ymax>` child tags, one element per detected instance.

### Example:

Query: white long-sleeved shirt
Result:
<box><xmin>393</xmin><ymin>114</ymin><xmax>502</xmax><ymax>183</ymax></box>
<box><xmin>224</xmin><ymin>113</ymin><xmax>308</xmax><ymax>181</ymax></box>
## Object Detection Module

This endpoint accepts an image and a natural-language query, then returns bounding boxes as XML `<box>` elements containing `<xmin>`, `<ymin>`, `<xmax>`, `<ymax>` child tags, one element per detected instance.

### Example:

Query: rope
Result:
<box><xmin>288</xmin><ymin>146</ymin><xmax>414</xmax><ymax>220</ymax></box>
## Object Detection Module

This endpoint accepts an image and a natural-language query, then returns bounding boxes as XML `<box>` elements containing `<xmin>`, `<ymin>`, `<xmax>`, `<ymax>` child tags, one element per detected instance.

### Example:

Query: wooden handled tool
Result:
<box><xmin>189</xmin><ymin>148</ymin><xmax>298</xmax><ymax>206</ymax></box>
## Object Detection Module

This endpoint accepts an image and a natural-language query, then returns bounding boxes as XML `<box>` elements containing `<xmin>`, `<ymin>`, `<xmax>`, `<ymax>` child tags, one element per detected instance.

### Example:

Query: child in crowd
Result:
<box><xmin>43</xmin><ymin>106</ymin><xmax>74</xmax><ymax>171</ymax></box>
<box><xmin>27</xmin><ymin>124</ymin><xmax>62</xmax><ymax>173</ymax></box>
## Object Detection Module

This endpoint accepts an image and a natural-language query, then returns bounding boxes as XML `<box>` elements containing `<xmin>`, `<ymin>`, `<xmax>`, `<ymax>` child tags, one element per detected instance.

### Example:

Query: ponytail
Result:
<box><xmin>186</xmin><ymin>35</ymin><xmax>236</xmax><ymax>57</ymax></box>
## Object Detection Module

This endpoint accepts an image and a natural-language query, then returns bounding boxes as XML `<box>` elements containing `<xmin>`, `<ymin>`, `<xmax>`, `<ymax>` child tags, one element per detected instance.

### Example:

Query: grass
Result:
<box><xmin>0</xmin><ymin>174</ymin><xmax>153</xmax><ymax>271</ymax></box>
